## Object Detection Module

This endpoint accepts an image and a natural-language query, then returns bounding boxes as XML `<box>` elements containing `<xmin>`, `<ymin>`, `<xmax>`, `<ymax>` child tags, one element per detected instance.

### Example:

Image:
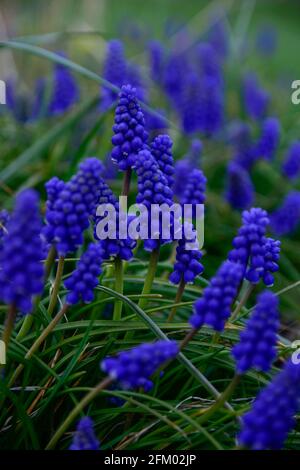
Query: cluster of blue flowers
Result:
<box><xmin>225</xmin><ymin>161</ymin><xmax>254</xmax><ymax>210</ymax></box>
<box><xmin>101</xmin><ymin>340</ymin><xmax>179</xmax><ymax>391</ymax></box>
<box><xmin>0</xmin><ymin>190</ymin><xmax>44</xmax><ymax>314</ymax></box>
<box><xmin>232</xmin><ymin>291</ymin><xmax>279</xmax><ymax>373</ymax></box>
<box><xmin>150</xmin><ymin>134</ymin><xmax>174</xmax><ymax>189</ymax></box>
<box><xmin>282</xmin><ymin>141</ymin><xmax>300</xmax><ymax>180</ymax></box>
<box><xmin>70</xmin><ymin>417</ymin><xmax>100</xmax><ymax>451</ymax></box>
<box><xmin>271</xmin><ymin>191</ymin><xmax>300</xmax><ymax>236</ymax></box>
<box><xmin>243</xmin><ymin>73</ymin><xmax>269</xmax><ymax>121</ymax></box>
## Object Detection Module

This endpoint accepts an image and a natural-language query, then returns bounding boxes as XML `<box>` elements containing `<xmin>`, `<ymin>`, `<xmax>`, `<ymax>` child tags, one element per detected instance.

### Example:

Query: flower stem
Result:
<box><xmin>167</xmin><ymin>278</ymin><xmax>186</xmax><ymax>322</ymax></box>
<box><xmin>231</xmin><ymin>282</ymin><xmax>254</xmax><ymax>322</ymax></box>
<box><xmin>8</xmin><ymin>304</ymin><xmax>69</xmax><ymax>388</ymax></box>
<box><xmin>113</xmin><ymin>256</ymin><xmax>123</xmax><ymax>321</ymax></box>
<box><xmin>45</xmin><ymin>376</ymin><xmax>112</xmax><ymax>449</ymax></box>
<box><xmin>47</xmin><ymin>255</ymin><xmax>65</xmax><ymax>316</ymax></box>
<box><xmin>138</xmin><ymin>247</ymin><xmax>160</xmax><ymax>311</ymax></box>
<box><xmin>180</xmin><ymin>328</ymin><xmax>197</xmax><ymax>351</ymax></box>
<box><xmin>122</xmin><ymin>168</ymin><xmax>132</xmax><ymax>197</ymax></box>
<box><xmin>2</xmin><ymin>304</ymin><xmax>17</xmax><ymax>349</ymax></box>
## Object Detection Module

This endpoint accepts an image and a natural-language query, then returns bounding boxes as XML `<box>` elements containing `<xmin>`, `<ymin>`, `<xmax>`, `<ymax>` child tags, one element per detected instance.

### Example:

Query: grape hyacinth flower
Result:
<box><xmin>0</xmin><ymin>209</ymin><xmax>10</xmax><ymax>245</ymax></box>
<box><xmin>180</xmin><ymin>168</ymin><xmax>206</xmax><ymax>219</ymax></box>
<box><xmin>48</xmin><ymin>57</ymin><xmax>79</xmax><ymax>116</ymax></box>
<box><xmin>229</xmin><ymin>121</ymin><xmax>257</xmax><ymax>171</ymax></box>
<box><xmin>163</xmin><ymin>53</ymin><xmax>187</xmax><ymax>106</ymax></box>
<box><xmin>64</xmin><ymin>243</ymin><xmax>105</xmax><ymax>305</ymax></box>
<box><xmin>229</xmin><ymin>208</ymin><xmax>274</xmax><ymax>285</ymax></box>
<box><xmin>144</xmin><ymin>107</ymin><xmax>168</xmax><ymax>133</ymax></box>
<box><xmin>0</xmin><ymin>190</ymin><xmax>44</xmax><ymax>314</ymax></box>
<box><xmin>69</xmin><ymin>417</ymin><xmax>100</xmax><ymax>450</ymax></box>
<box><xmin>169</xmin><ymin>229</ymin><xmax>204</xmax><ymax>284</ymax></box>
<box><xmin>243</xmin><ymin>73</ymin><xmax>269</xmax><ymax>121</ymax></box>
<box><xmin>134</xmin><ymin>148</ymin><xmax>174</xmax><ymax>251</ymax></box>
<box><xmin>150</xmin><ymin>134</ymin><xmax>174</xmax><ymax>188</ymax></box>
<box><xmin>270</xmin><ymin>191</ymin><xmax>300</xmax><ymax>236</ymax></box>
<box><xmin>190</xmin><ymin>260</ymin><xmax>244</xmax><ymax>332</ymax></box>
<box><xmin>225</xmin><ymin>162</ymin><xmax>254</xmax><ymax>210</ymax></box>
<box><xmin>256</xmin><ymin>24</ymin><xmax>278</xmax><ymax>57</ymax></box>
<box><xmin>101</xmin><ymin>39</ymin><xmax>127</xmax><ymax>110</ymax></box>
<box><xmin>261</xmin><ymin>237</ymin><xmax>281</xmax><ymax>287</ymax></box>
<box><xmin>101</xmin><ymin>340</ymin><xmax>179</xmax><ymax>391</ymax></box>
<box><xmin>232</xmin><ymin>291</ymin><xmax>279</xmax><ymax>374</ymax></box>
<box><xmin>111</xmin><ymin>85</ymin><xmax>148</xmax><ymax>171</ymax></box>
<box><xmin>173</xmin><ymin>141</ymin><xmax>203</xmax><ymax>199</ymax></box>
<box><xmin>207</xmin><ymin>15</ymin><xmax>229</xmax><ymax>59</ymax></box>
<box><xmin>178</xmin><ymin>72</ymin><xmax>202</xmax><ymax>134</ymax></box>
<box><xmin>44</xmin><ymin>157</ymin><xmax>104</xmax><ymax>255</ymax></box>
<box><xmin>5</xmin><ymin>78</ymin><xmax>46</xmax><ymax>123</ymax></box>
<box><xmin>254</xmin><ymin>117</ymin><xmax>280</xmax><ymax>161</ymax></box>
<box><xmin>148</xmin><ymin>40</ymin><xmax>165</xmax><ymax>83</ymax></box>
<box><xmin>186</xmin><ymin>139</ymin><xmax>203</xmax><ymax>167</ymax></box>
<box><xmin>238</xmin><ymin>359</ymin><xmax>300</xmax><ymax>450</ymax></box>
<box><xmin>282</xmin><ymin>141</ymin><xmax>300</xmax><ymax>180</ymax></box>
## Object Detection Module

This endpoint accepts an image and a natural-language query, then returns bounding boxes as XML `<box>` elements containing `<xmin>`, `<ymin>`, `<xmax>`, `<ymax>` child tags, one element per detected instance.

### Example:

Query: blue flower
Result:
<box><xmin>150</xmin><ymin>134</ymin><xmax>174</xmax><ymax>188</ymax></box>
<box><xmin>101</xmin><ymin>39</ymin><xmax>127</xmax><ymax>110</ymax></box>
<box><xmin>180</xmin><ymin>169</ymin><xmax>206</xmax><ymax>219</ymax></box>
<box><xmin>47</xmin><ymin>56</ymin><xmax>79</xmax><ymax>116</ymax></box>
<box><xmin>69</xmin><ymin>417</ymin><xmax>100</xmax><ymax>450</ymax></box>
<box><xmin>270</xmin><ymin>191</ymin><xmax>300</xmax><ymax>236</ymax></box>
<box><xmin>64</xmin><ymin>243</ymin><xmax>105</xmax><ymax>305</ymax></box>
<box><xmin>0</xmin><ymin>190</ymin><xmax>44</xmax><ymax>314</ymax></box>
<box><xmin>254</xmin><ymin>117</ymin><xmax>280</xmax><ymax>161</ymax></box>
<box><xmin>101</xmin><ymin>340</ymin><xmax>179</xmax><ymax>391</ymax></box>
<box><xmin>148</xmin><ymin>40</ymin><xmax>165</xmax><ymax>83</ymax></box>
<box><xmin>282</xmin><ymin>141</ymin><xmax>300</xmax><ymax>180</ymax></box>
<box><xmin>44</xmin><ymin>158</ymin><xmax>104</xmax><ymax>255</ymax></box>
<box><xmin>190</xmin><ymin>260</ymin><xmax>244</xmax><ymax>332</ymax></box>
<box><xmin>243</xmin><ymin>73</ymin><xmax>269</xmax><ymax>121</ymax></box>
<box><xmin>238</xmin><ymin>359</ymin><xmax>300</xmax><ymax>450</ymax></box>
<box><xmin>225</xmin><ymin>162</ymin><xmax>254</xmax><ymax>210</ymax></box>
<box><xmin>232</xmin><ymin>291</ymin><xmax>279</xmax><ymax>374</ymax></box>
<box><xmin>111</xmin><ymin>85</ymin><xmax>148</xmax><ymax>171</ymax></box>
<box><xmin>178</xmin><ymin>72</ymin><xmax>202</xmax><ymax>134</ymax></box>
<box><xmin>5</xmin><ymin>78</ymin><xmax>46</xmax><ymax>123</ymax></box>
<box><xmin>256</xmin><ymin>24</ymin><xmax>278</xmax><ymax>57</ymax></box>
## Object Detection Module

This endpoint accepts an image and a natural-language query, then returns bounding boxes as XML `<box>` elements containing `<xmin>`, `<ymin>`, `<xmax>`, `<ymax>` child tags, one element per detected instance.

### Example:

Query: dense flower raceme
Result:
<box><xmin>134</xmin><ymin>148</ymin><xmax>174</xmax><ymax>251</ymax></box>
<box><xmin>254</xmin><ymin>117</ymin><xmax>281</xmax><ymax>161</ymax></box>
<box><xmin>270</xmin><ymin>191</ymin><xmax>300</xmax><ymax>236</ymax></box>
<box><xmin>282</xmin><ymin>140</ymin><xmax>300</xmax><ymax>180</ymax></box>
<box><xmin>243</xmin><ymin>73</ymin><xmax>269</xmax><ymax>121</ymax></box>
<box><xmin>228</xmin><ymin>120</ymin><xmax>257</xmax><ymax>170</ymax></box>
<box><xmin>70</xmin><ymin>417</ymin><xmax>100</xmax><ymax>451</ymax></box>
<box><xmin>190</xmin><ymin>260</ymin><xmax>244</xmax><ymax>332</ymax></box>
<box><xmin>101</xmin><ymin>340</ymin><xmax>179</xmax><ymax>391</ymax></box>
<box><xmin>178</xmin><ymin>72</ymin><xmax>203</xmax><ymax>134</ymax></box>
<box><xmin>232</xmin><ymin>291</ymin><xmax>279</xmax><ymax>374</ymax></box>
<box><xmin>64</xmin><ymin>243</ymin><xmax>105</xmax><ymax>305</ymax></box>
<box><xmin>111</xmin><ymin>85</ymin><xmax>149</xmax><ymax>171</ymax></box>
<box><xmin>0</xmin><ymin>209</ymin><xmax>10</xmax><ymax>245</ymax></box>
<box><xmin>173</xmin><ymin>140</ymin><xmax>203</xmax><ymax>199</ymax></box>
<box><xmin>180</xmin><ymin>168</ymin><xmax>207</xmax><ymax>219</ymax></box>
<box><xmin>94</xmin><ymin>178</ymin><xmax>136</xmax><ymax>261</ymax></box>
<box><xmin>101</xmin><ymin>39</ymin><xmax>127</xmax><ymax>109</ymax></box>
<box><xmin>47</xmin><ymin>57</ymin><xmax>79</xmax><ymax>116</ymax></box>
<box><xmin>238</xmin><ymin>359</ymin><xmax>300</xmax><ymax>450</ymax></box>
<box><xmin>0</xmin><ymin>190</ymin><xmax>44</xmax><ymax>314</ymax></box>
<box><xmin>225</xmin><ymin>161</ymin><xmax>254</xmax><ymax>210</ymax></box>
<box><xmin>150</xmin><ymin>134</ymin><xmax>174</xmax><ymax>188</ymax></box>
<box><xmin>163</xmin><ymin>52</ymin><xmax>189</xmax><ymax>106</ymax></box>
<box><xmin>169</xmin><ymin>223</ymin><xmax>204</xmax><ymax>285</ymax></box>
<box><xmin>207</xmin><ymin>15</ymin><xmax>229</xmax><ymax>59</ymax></box>
<box><xmin>43</xmin><ymin>157</ymin><xmax>104</xmax><ymax>255</ymax></box>
<box><xmin>148</xmin><ymin>40</ymin><xmax>165</xmax><ymax>83</ymax></box>
<box><xmin>186</xmin><ymin>139</ymin><xmax>203</xmax><ymax>167</ymax></box>
<box><xmin>229</xmin><ymin>208</ymin><xmax>280</xmax><ymax>286</ymax></box>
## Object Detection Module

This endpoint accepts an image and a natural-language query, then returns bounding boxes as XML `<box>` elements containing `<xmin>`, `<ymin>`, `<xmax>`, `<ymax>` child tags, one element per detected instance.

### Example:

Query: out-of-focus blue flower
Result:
<box><xmin>173</xmin><ymin>141</ymin><xmax>203</xmax><ymax>199</ymax></box>
<box><xmin>5</xmin><ymin>78</ymin><xmax>46</xmax><ymax>123</ymax></box>
<box><xmin>101</xmin><ymin>39</ymin><xmax>127</xmax><ymax>110</ymax></box>
<box><xmin>207</xmin><ymin>14</ymin><xmax>229</xmax><ymax>59</ymax></box>
<box><xmin>270</xmin><ymin>191</ymin><xmax>300</xmax><ymax>236</ymax></box>
<box><xmin>256</xmin><ymin>24</ymin><xmax>278</xmax><ymax>57</ymax></box>
<box><xmin>44</xmin><ymin>158</ymin><xmax>104</xmax><ymax>255</ymax></box>
<box><xmin>228</xmin><ymin>121</ymin><xmax>257</xmax><ymax>170</ymax></box>
<box><xmin>186</xmin><ymin>139</ymin><xmax>203</xmax><ymax>167</ymax></box>
<box><xmin>163</xmin><ymin>53</ymin><xmax>187</xmax><ymax>106</ymax></box>
<box><xmin>47</xmin><ymin>57</ymin><xmax>79</xmax><ymax>116</ymax></box>
<box><xmin>126</xmin><ymin>62</ymin><xmax>148</xmax><ymax>102</ymax></box>
<box><xmin>0</xmin><ymin>190</ymin><xmax>44</xmax><ymax>314</ymax></box>
<box><xmin>150</xmin><ymin>134</ymin><xmax>174</xmax><ymax>188</ymax></box>
<box><xmin>101</xmin><ymin>340</ymin><xmax>179</xmax><ymax>391</ymax></box>
<box><xmin>111</xmin><ymin>85</ymin><xmax>148</xmax><ymax>171</ymax></box>
<box><xmin>282</xmin><ymin>141</ymin><xmax>300</xmax><ymax>180</ymax></box>
<box><xmin>64</xmin><ymin>243</ymin><xmax>105</xmax><ymax>305</ymax></box>
<box><xmin>238</xmin><ymin>359</ymin><xmax>300</xmax><ymax>450</ymax></box>
<box><xmin>243</xmin><ymin>73</ymin><xmax>269</xmax><ymax>121</ymax></box>
<box><xmin>180</xmin><ymin>168</ymin><xmax>206</xmax><ymax>219</ymax></box>
<box><xmin>254</xmin><ymin>117</ymin><xmax>281</xmax><ymax>161</ymax></box>
<box><xmin>134</xmin><ymin>149</ymin><xmax>174</xmax><ymax>251</ymax></box>
<box><xmin>69</xmin><ymin>417</ymin><xmax>100</xmax><ymax>450</ymax></box>
<box><xmin>178</xmin><ymin>72</ymin><xmax>202</xmax><ymax>134</ymax></box>
<box><xmin>232</xmin><ymin>291</ymin><xmax>279</xmax><ymax>374</ymax></box>
<box><xmin>144</xmin><ymin>108</ymin><xmax>168</xmax><ymax>133</ymax></box>
<box><xmin>148</xmin><ymin>40</ymin><xmax>165</xmax><ymax>83</ymax></box>
<box><xmin>225</xmin><ymin>161</ymin><xmax>254</xmax><ymax>210</ymax></box>
<box><xmin>190</xmin><ymin>260</ymin><xmax>244</xmax><ymax>332</ymax></box>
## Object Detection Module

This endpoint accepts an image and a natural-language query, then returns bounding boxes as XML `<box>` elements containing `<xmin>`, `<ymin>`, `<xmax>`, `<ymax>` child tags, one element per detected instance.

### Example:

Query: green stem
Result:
<box><xmin>47</xmin><ymin>256</ymin><xmax>65</xmax><ymax>316</ymax></box>
<box><xmin>138</xmin><ymin>247</ymin><xmax>160</xmax><ymax>311</ymax></box>
<box><xmin>2</xmin><ymin>304</ymin><xmax>17</xmax><ymax>349</ymax></box>
<box><xmin>180</xmin><ymin>328</ymin><xmax>197</xmax><ymax>351</ymax></box>
<box><xmin>121</xmin><ymin>168</ymin><xmax>132</xmax><ymax>197</ymax></box>
<box><xmin>167</xmin><ymin>278</ymin><xmax>186</xmax><ymax>322</ymax></box>
<box><xmin>16</xmin><ymin>246</ymin><xmax>57</xmax><ymax>341</ymax></box>
<box><xmin>197</xmin><ymin>374</ymin><xmax>241</xmax><ymax>424</ymax></box>
<box><xmin>113</xmin><ymin>256</ymin><xmax>123</xmax><ymax>321</ymax></box>
<box><xmin>231</xmin><ymin>282</ymin><xmax>254</xmax><ymax>322</ymax></box>
<box><xmin>46</xmin><ymin>376</ymin><xmax>112</xmax><ymax>449</ymax></box>
<box><xmin>8</xmin><ymin>304</ymin><xmax>69</xmax><ymax>388</ymax></box>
